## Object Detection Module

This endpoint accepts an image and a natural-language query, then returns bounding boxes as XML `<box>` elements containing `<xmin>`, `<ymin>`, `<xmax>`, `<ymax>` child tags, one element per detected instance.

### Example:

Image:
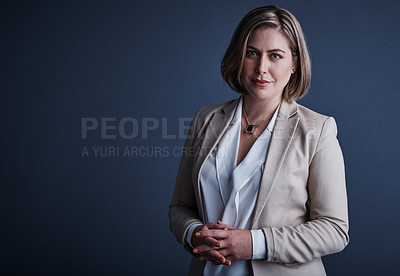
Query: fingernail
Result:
<box><xmin>195</xmin><ymin>232</ymin><xmax>200</xmax><ymax>236</ymax></box>
<box><xmin>193</xmin><ymin>248</ymin><xmax>198</xmax><ymax>253</ymax></box>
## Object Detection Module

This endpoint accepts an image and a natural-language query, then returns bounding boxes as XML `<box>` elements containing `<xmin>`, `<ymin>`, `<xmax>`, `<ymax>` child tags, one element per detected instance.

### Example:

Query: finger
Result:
<box><xmin>208</xmin><ymin>249</ymin><xmax>226</xmax><ymax>264</ymax></box>
<box><xmin>224</xmin><ymin>257</ymin><xmax>232</xmax><ymax>266</ymax></box>
<box><xmin>205</xmin><ymin>223</ymin><xmax>228</xmax><ymax>230</ymax></box>
<box><xmin>199</xmin><ymin>250</ymin><xmax>226</xmax><ymax>264</ymax></box>
<box><xmin>216</xmin><ymin>244</ymin><xmax>235</xmax><ymax>260</ymax></box>
<box><xmin>204</xmin><ymin>237</ymin><xmax>221</xmax><ymax>247</ymax></box>
<box><xmin>199</xmin><ymin>252</ymin><xmax>215</xmax><ymax>262</ymax></box>
<box><xmin>215</xmin><ymin>239</ymin><xmax>227</xmax><ymax>249</ymax></box>
<box><xmin>216</xmin><ymin>248</ymin><xmax>230</xmax><ymax>257</ymax></box>
<box><xmin>203</xmin><ymin>256</ymin><xmax>225</xmax><ymax>265</ymax></box>
<box><xmin>194</xmin><ymin>244</ymin><xmax>219</xmax><ymax>254</ymax></box>
<box><xmin>193</xmin><ymin>237</ymin><xmax>221</xmax><ymax>251</ymax></box>
<box><xmin>196</xmin><ymin>230</ymin><xmax>228</xmax><ymax>239</ymax></box>
<box><xmin>212</xmin><ymin>258</ymin><xmax>231</xmax><ymax>267</ymax></box>
<box><xmin>211</xmin><ymin>260</ymin><xmax>230</xmax><ymax>266</ymax></box>
<box><xmin>199</xmin><ymin>253</ymin><xmax>215</xmax><ymax>262</ymax></box>
<box><xmin>210</xmin><ymin>252</ymin><xmax>231</xmax><ymax>266</ymax></box>
<box><xmin>217</xmin><ymin>220</ymin><xmax>235</xmax><ymax>230</ymax></box>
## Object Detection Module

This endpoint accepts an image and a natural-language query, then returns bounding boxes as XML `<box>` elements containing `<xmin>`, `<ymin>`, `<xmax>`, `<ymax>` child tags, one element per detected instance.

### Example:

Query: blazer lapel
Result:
<box><xmin>193</xmin><ymin>98</ymin><xmax>240</xmax><ymax>179</ymax></box>
<box><xmin>251</xmin><ymin>100</ymin><xmax>299</xmax><ymax>227</ymax></box>
<box><xmin>192</xmin><ymin>98</ymin><xmax>240</xmax><ymax>220</ymax></box>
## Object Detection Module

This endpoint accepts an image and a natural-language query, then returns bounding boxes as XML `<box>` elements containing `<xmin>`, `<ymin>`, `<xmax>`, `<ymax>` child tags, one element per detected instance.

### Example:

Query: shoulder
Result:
<box><xmin>192</xmin><ymin>97</ymin><xmax>239</xmax><ymax>126</ymax></box>
<box><xmin>293</xmin><ymin>102</ymin><xmax>339</xmax><ymax>141</ymax></box>
<box><xmin>195</xmin><ymin>98</ymin><xmax>239</xmax><ymax>120</ymax></box>
<box><xmin>188</xmin><ymin>97</ymin><xmax>239</xmax><ymax>139</ymax></box>
<box><xmin>296</xmin><ymin>102</ymin><xmax>328</xmax><ymax>122</ymax></box>
<box><xmin>295</xmin><ymin>101</ymin><xmax>336</xmax><ymax>124</ymax></box>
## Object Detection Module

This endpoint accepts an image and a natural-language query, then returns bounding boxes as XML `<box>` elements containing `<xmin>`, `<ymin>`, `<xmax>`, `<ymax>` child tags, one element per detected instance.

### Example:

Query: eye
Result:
<box><xmin>246</xmin><ymin>50</ymin><xmax>258</xmax><ymax>56</ymax></box>
<box><xmin>270</xmin><ymin>53</ymin><xmax>282</xmax><ymax>59</ymax></box>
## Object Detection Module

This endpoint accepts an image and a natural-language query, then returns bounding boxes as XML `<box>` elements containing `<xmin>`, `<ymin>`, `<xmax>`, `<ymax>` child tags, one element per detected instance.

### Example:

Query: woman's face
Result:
<box><xmin>241</xmin><ymin>27</ymin><xmax>296</xmax><ymax>104</ymax></box>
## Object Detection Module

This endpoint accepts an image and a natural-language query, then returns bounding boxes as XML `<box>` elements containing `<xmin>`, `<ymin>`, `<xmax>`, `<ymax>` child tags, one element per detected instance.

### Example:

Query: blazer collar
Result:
<box><xmin>278</xmin><ymin>98</ymin><xmax>298</xmax><ymax>119</ymax></box>
<box><xmin>218</xmin><ymin>96</ymin><xmax>298</xmax><ymax>120</ymax></box>
<box><xmin>221</xmin><ymin>97</ymin><xmax>240</xmax><ymax>117</ymax></box>
<box><xmin>194</xmin><ymin>97</ymin><xmax>239</xmax><ymax>170</ymax></box>
<box><xmin>220</xmin><ymin>97</ymin><xmax>298</xmax><ymax>118</ymax></box>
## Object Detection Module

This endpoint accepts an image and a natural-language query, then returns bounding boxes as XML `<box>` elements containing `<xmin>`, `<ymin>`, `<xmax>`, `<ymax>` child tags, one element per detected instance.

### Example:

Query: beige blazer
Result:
<box><xmin>169</xmin><ymin>97</ymin><xmax>349</xmax><ymax>276</ymax></box>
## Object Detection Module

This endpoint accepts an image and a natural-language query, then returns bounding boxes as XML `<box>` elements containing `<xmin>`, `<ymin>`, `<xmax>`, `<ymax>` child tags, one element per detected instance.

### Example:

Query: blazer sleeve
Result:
<box><xmin>168</xmin><ymin>107</ymin><xmax>204</xmax><ymax>253</ymax></box>
<box><xmin>262</xmin><ymin>117</ymin><xmax>349</xmax><ymax>264</ymax></box>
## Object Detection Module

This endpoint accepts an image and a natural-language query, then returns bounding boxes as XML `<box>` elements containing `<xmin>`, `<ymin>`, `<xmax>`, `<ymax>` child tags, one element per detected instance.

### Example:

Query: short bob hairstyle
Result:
<box><xmin>221</xmin><ymin>6</ymin><xmax>311</xmax><ymax>102</ymax></box>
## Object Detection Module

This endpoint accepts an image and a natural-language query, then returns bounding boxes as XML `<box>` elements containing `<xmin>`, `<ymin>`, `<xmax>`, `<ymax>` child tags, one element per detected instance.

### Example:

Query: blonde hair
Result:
<box><xmin>221</xmin><ymin>6</ymin><xmax>311</xmax><ymax>102</ymax></box>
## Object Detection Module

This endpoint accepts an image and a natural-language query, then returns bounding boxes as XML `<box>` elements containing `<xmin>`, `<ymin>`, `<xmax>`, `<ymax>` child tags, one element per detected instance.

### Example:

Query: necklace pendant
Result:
<box><xmin>244</xmin><ymin>125</ymin><xmax>256</xmax><ymax>134</ymax></box>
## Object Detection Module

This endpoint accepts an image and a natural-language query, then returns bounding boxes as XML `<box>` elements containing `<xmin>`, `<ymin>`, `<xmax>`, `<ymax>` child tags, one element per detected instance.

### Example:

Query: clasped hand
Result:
<box><xmin>191</xmin><ymin>221</ymin><xmax>252</xmax><ymax>266</ymax></box>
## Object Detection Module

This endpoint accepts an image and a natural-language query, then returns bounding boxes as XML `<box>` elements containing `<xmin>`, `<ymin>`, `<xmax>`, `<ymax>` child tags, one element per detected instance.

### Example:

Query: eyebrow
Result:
<box><xmin>247</xmin><ymin>45</ymin><xmax>286</xmax><ymax>54</ymax></box>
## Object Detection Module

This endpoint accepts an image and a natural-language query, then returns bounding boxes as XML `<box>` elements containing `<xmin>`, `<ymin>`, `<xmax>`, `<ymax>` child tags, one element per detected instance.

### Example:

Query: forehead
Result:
<box><xmin>247</xmin><ymin>27</ymin><xmax>290</xmax><ymax>49</ymax></box>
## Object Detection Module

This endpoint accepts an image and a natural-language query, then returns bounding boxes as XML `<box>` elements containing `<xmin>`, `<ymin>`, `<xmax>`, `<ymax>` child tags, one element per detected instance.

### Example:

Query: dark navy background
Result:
<box><xmin>2</xmin><ymin>0</ymin><xmax>400</xmax><ymax>275</ymax></box>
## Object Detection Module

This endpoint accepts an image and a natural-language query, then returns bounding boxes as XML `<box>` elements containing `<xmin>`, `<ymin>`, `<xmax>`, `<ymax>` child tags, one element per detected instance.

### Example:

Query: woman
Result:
<box><xmin>169</xmin><ymin>6</ymin><xmax>349</xmax><ymax>276</ymax></box>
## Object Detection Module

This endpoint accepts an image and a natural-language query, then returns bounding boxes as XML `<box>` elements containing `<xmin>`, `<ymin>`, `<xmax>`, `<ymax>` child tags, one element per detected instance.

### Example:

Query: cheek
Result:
<box><xmin>241</xmin><ymin>65</ymin><xmax>249</xmax><ymax>77</ymax></box>
<box><xmin>275</xmin><ymin>65</ymin><xmax>294</xmax><ymax>82</ymax></box>
<box><xmin>242</xmin><ymin>60</ymin><xmax>255</xmax><ymax>75</ymax></box>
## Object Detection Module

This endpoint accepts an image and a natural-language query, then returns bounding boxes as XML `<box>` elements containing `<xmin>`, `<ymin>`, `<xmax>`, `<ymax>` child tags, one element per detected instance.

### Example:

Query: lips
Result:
<box><xmin>252</xmin><ymin>79</ymin><xmax>271</xmax><ymax>87</ymax></box>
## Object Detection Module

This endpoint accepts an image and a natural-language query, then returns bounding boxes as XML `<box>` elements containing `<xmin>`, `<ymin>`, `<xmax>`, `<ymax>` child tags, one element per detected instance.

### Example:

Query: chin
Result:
<box><xmin>246</xmin><ymin>90</ymin><xmax>281</xmax><ymax>103</ymax></box>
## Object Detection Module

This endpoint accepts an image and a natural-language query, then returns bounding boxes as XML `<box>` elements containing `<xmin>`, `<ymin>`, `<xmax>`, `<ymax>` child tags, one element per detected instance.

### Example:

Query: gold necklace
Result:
<box><xmin>243</xmin><ymin>107</ymin><xmax>273</xmax><ymax>135</ymax></box>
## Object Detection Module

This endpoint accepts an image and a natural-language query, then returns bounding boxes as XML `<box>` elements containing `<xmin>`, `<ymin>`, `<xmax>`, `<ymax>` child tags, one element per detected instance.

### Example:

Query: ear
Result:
<box><xmin>291</xmin><ymin>60</ymin><xmax>298</xmax><ymax>74</ymax></box>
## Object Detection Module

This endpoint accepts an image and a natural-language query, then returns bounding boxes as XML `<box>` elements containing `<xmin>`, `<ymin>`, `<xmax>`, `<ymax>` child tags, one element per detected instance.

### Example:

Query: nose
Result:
<box><xmin>255</xmin><ymin>55</ymin><xmax>268</xmax><ymax>74</ymax></box>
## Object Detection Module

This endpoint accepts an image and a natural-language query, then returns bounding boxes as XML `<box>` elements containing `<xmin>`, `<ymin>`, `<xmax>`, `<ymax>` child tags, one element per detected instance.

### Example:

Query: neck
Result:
<box><xmin>242</xmin><ymin>95</ymin><xmax>281</xmax><ymax>121</ymax></box>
